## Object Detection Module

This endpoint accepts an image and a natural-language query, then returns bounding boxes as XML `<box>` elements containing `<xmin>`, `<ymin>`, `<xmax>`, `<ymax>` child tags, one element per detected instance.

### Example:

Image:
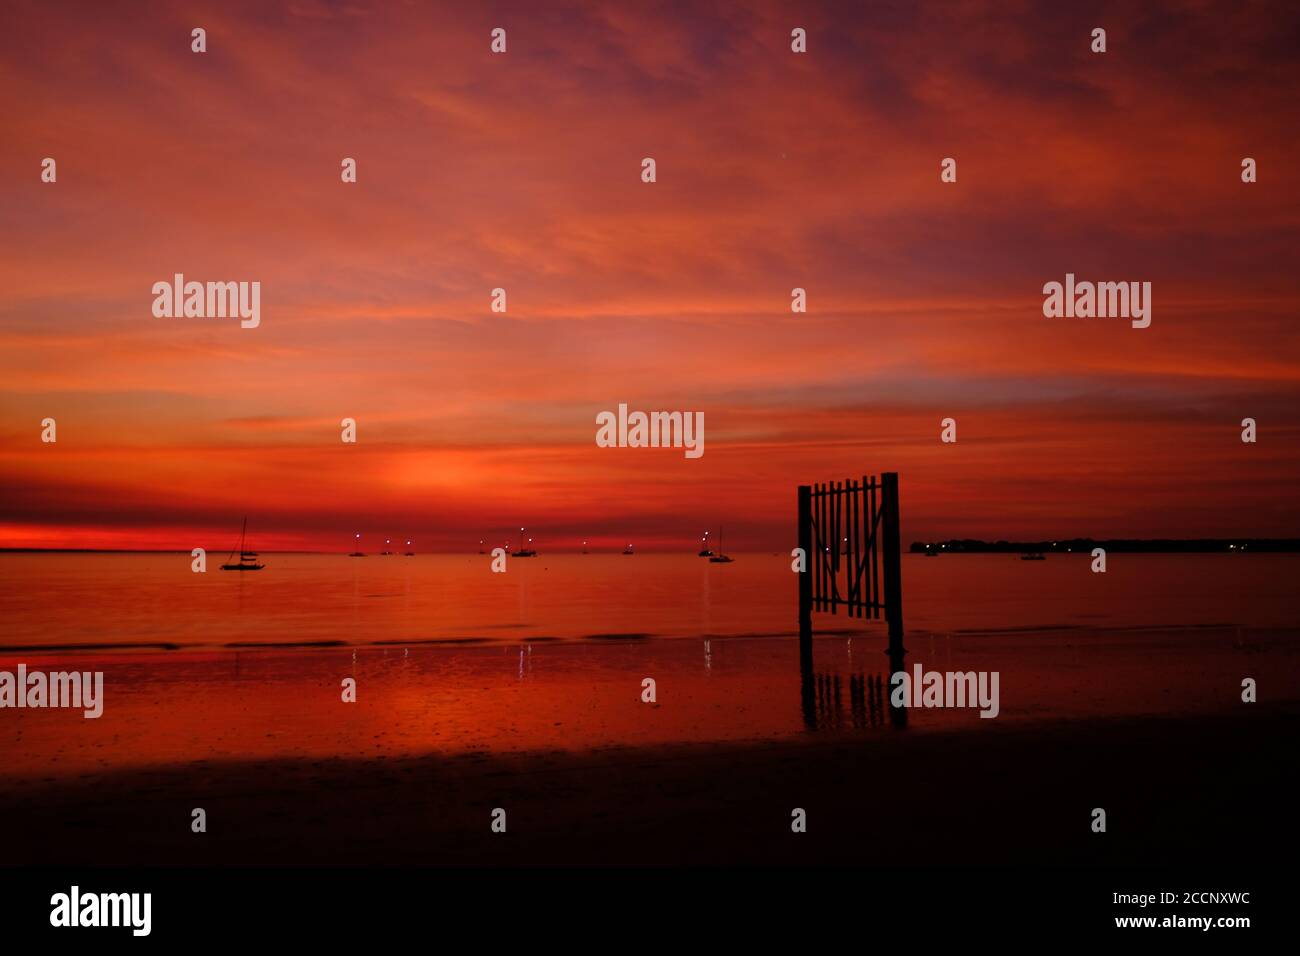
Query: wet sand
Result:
<box><xmin>7</xmin><ymin>627</ymin><xmax>1295</xmax><ymax>779</ymax></box>
<box><xmin>3</xmin><ymin>704</ymin><xmax>1293</xmax><ymax>866</ymax></box>
<box><xmin>4</xmin><ymin>622</ymin><xmax>1295</xmax><ymax>867</ymax></box>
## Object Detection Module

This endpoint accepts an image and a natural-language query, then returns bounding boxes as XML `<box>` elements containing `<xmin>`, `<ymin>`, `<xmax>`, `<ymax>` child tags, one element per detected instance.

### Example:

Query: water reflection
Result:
<box><xmin>800</xmin><ymin>653</ymin><xmax>908</xmax><ymax>731</ymax></box>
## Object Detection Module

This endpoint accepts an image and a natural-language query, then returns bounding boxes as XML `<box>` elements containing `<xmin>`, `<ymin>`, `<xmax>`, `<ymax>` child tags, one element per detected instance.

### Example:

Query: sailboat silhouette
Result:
<box><xmin>514</xmin><ymin>527</ymin><xmax>538</xmax><ymax>557</ymax></box>
<box><xmin>708</xmin><ymin>526</ymin><xmax>733</xmax><ymax>563</ymax></box>
<box><xmin>221</xmin><ymin>518</ymin><xmax>265</xmax><ymax>571</ymax></box>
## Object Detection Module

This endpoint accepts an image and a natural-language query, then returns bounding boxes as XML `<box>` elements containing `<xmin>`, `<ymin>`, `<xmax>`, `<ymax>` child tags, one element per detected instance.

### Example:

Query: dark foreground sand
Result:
<box><xmin>2</xmin><ymin>704</ymin><xmax>1294</xmax><ymax>866</ymax></box>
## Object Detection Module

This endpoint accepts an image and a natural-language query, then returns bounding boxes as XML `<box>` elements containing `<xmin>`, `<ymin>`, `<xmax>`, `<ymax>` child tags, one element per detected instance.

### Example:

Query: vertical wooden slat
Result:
<box><xmin>859</xmin><ymin>478</ymin><xmax>867</xmax><ymax>617</ymax></box>
<box><xmin>836</xmin><ymin>479</ymin><xmax>843</xmax><ymax>610</ymax></box>
<box><xmin>836</xmin><ymin>480</ymin><xmax>845</xmax><ymax>611</ymax></box>
<box><xmin>843</xmin><ymin>479</ymin><xmax>852</xmax><ymax>614</ymax></box>
<box><xmin>852</xmin><ymin>476</ymin><xmax>863</xmax><ymax>616</ymax></box>
<box><xmin>811</xmin><ymin>484</ymin><xmax>818</xmax><ymax>611</ymax></box>
<box><xmin>863</xmin><ymin>478</ymin><xmax>871</xmax><ymax>616</ymax></box>
<box><xmin>853</xmin><ymin>478</ymin><xmax>862</xmax><ymax>617</ymax></box>
<box><xmin>881</xmin><ymin>472</ymin><xmax>906</xmax><ymax>727</ymax></box>
<box><xmin>811</xmin><ymin>486</ymin><xmax>821</xmax><ymax>613</ymax></box>
<box><xmin>859</xmin><ymin>477</ymin><xmax>867</xmax><ymax>617</ymax></box>
<box><xmin>829</xmin><ymin>481</ymin><xmax>836</xmax><ymax>608</ymax></box>
<box><xmin>797</xmin><ymin>484</ymin><xmax>813</xmax><ymax>680</ymax></box>
<box><xmin>822</xmin><ymin>482</ymin><xmax>830</xmax><ymax>612</ymax></box>
<box><xmin>815</xmin><ymin>483</ymin><xmax>824</xmax><ymax>611</ymax></box>
<box><xmin>869</xmin><ymin>476</ymin><xmax>879</xmax><ymax>617</ymax></box>
<box><xmin>829</xmin><ymin>481</ymin><xmax>838</xmax><ymax>611</ymax></box>
<box><xmin>843</xmin><ymin>479</ymin><xmax>851</xmax><ymax>614</ymax></box>
<box><xmin>882</xmin><ymin>472</ymin><xmax>904</xmax><ymax>648</ymax></box>
<box><xmin>848</xmin><ymin>478</ymin><xmax>857</xmax><ymax>615</ymax></box>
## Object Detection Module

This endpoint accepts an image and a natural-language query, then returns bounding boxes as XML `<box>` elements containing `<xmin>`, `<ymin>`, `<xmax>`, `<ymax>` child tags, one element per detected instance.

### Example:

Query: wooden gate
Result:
<box><xmin>797</xmin><ymin>472</ymin><xmax>905</xmax><ymax>725</ymax></box>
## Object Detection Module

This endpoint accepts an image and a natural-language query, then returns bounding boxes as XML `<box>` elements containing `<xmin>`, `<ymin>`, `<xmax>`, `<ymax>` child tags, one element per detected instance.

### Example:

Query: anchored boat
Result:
<box><xmin>708</xmin><ymin>526</ymin><xmax>733</xmax><ymax>563</ymax></box>
<box><xmin>221</xmin><ymin>518</ymin><xmax>265</xmax><ymax>571</ymax></box>
<box><xmin>697</xmin><ymin>530</ymin><xmax>713</xmax><ymax>557</ymax></box>
<box><xmin>514</xmin><ymin>527</ymin><xmax>538</xmax><ymax>557</ymax></box>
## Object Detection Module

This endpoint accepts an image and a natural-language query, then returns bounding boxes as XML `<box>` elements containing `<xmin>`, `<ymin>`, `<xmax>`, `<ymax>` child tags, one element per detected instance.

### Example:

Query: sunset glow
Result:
<box><xmin>2</xmin><ymin>1</ymin><xmax>1297</xmax><ymax>550</ymax></box>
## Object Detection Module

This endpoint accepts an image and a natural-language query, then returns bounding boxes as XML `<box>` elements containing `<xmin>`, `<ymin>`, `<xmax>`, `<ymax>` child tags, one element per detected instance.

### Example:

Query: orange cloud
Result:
<box><xmin>1</xmin><ymin>0</ymin><xmax>1297</xmax><ymax>549</ymax></box>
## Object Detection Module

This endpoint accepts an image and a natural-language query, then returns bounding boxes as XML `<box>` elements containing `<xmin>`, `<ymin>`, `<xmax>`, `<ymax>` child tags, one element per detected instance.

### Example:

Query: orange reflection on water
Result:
<box><xmin>5</xmin><ymin>626</ymin><xmax>1298</xmax><ymax>780</ymax></box>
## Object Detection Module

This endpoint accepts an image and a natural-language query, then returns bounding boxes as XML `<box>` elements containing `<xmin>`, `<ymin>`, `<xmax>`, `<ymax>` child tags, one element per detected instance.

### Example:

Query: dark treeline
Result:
<box><xmin>909</xmin><ymin>539</ymin><xmax>1300</xmax><ymax>554</ymax></box>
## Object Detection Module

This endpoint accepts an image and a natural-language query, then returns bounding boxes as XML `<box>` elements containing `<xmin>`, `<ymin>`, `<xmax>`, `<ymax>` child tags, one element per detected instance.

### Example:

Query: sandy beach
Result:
<box><xmin>3</xmin><ymin>702</ymin><xmax>1293</xmax><ymax>866</ymax></box>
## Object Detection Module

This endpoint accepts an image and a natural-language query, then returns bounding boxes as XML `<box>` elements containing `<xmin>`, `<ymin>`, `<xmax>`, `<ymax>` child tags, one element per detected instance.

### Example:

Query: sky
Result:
<box><xmin>1</xmin><ymin>0</ymin><xmax>1298</xmax><ymax>551</ymax></box>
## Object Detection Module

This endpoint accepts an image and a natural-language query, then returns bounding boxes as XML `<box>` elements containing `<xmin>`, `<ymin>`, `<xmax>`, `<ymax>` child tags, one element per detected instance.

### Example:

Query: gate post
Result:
<box><xmin>797</xmin><ymin>485</ymin><xmax>815</xmax><ymax>726</ymax></box>
<box><xmin>881</xmin><ymin>472</ymin><xmax>906</xmax><ymax>726</ymax></box>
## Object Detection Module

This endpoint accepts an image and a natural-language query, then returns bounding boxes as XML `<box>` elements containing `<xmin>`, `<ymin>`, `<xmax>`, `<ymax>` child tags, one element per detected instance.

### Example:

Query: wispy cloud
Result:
<box><xmin>1</xmin><ymin>0</ymin><xmax>1297</xmax><ymax>547</ymax></box>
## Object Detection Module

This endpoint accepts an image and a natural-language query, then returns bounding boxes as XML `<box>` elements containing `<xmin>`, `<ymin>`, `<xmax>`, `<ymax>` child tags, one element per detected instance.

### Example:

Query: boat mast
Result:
<box><xmin>226</xmin><ymin>518</ymin><xmax>247</xmax><ymax>564</ymax></box>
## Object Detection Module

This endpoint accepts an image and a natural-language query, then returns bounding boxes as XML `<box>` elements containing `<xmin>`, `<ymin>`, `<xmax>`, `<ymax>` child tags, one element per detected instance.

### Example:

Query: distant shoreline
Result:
<box><xmin>0</xmin><ymin>548</ymin><xmax>332</xmax><ymax>554</ymax></box>
<box><xmin>910</xmin><ymin>538</ymin><xmax>1300</xmax><ymax>554</ymax></box>
<box><xmin>4</xmin><ymin>539</ymin><xmax>1300</xmax><ymax>555</ymax></box>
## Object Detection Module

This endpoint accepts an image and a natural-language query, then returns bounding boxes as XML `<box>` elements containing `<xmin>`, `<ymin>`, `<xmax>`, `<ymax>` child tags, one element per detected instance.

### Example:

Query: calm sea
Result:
<box><xmin>2</xmin><ymin>552</ymin><xmax>1296</xmax><ymax>777</ymax></box>
<box><xmin>1</xmin><ymin>552</ymin><xmax>1296</xmax><ymax>651</ymax></box>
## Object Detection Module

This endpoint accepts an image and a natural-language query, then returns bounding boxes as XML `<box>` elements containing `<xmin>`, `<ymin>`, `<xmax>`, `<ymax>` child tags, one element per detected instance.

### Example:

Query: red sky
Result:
<box><xmin>1</xmin><ymin>0</ymin><xmax>1298</xmax><ymax>551</ymax></box>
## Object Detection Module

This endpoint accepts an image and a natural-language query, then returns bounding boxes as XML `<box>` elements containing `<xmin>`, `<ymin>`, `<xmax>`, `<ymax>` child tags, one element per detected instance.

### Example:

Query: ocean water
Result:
<box><xmin>1</xmin><ymin>552</ymin><xmax>1296</xmax><ymax>652</ymax></box>
<box><xmin>1</xmin><ymin>552</ymin><xmax>1296</xmax><ymax>777</ymax></box>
